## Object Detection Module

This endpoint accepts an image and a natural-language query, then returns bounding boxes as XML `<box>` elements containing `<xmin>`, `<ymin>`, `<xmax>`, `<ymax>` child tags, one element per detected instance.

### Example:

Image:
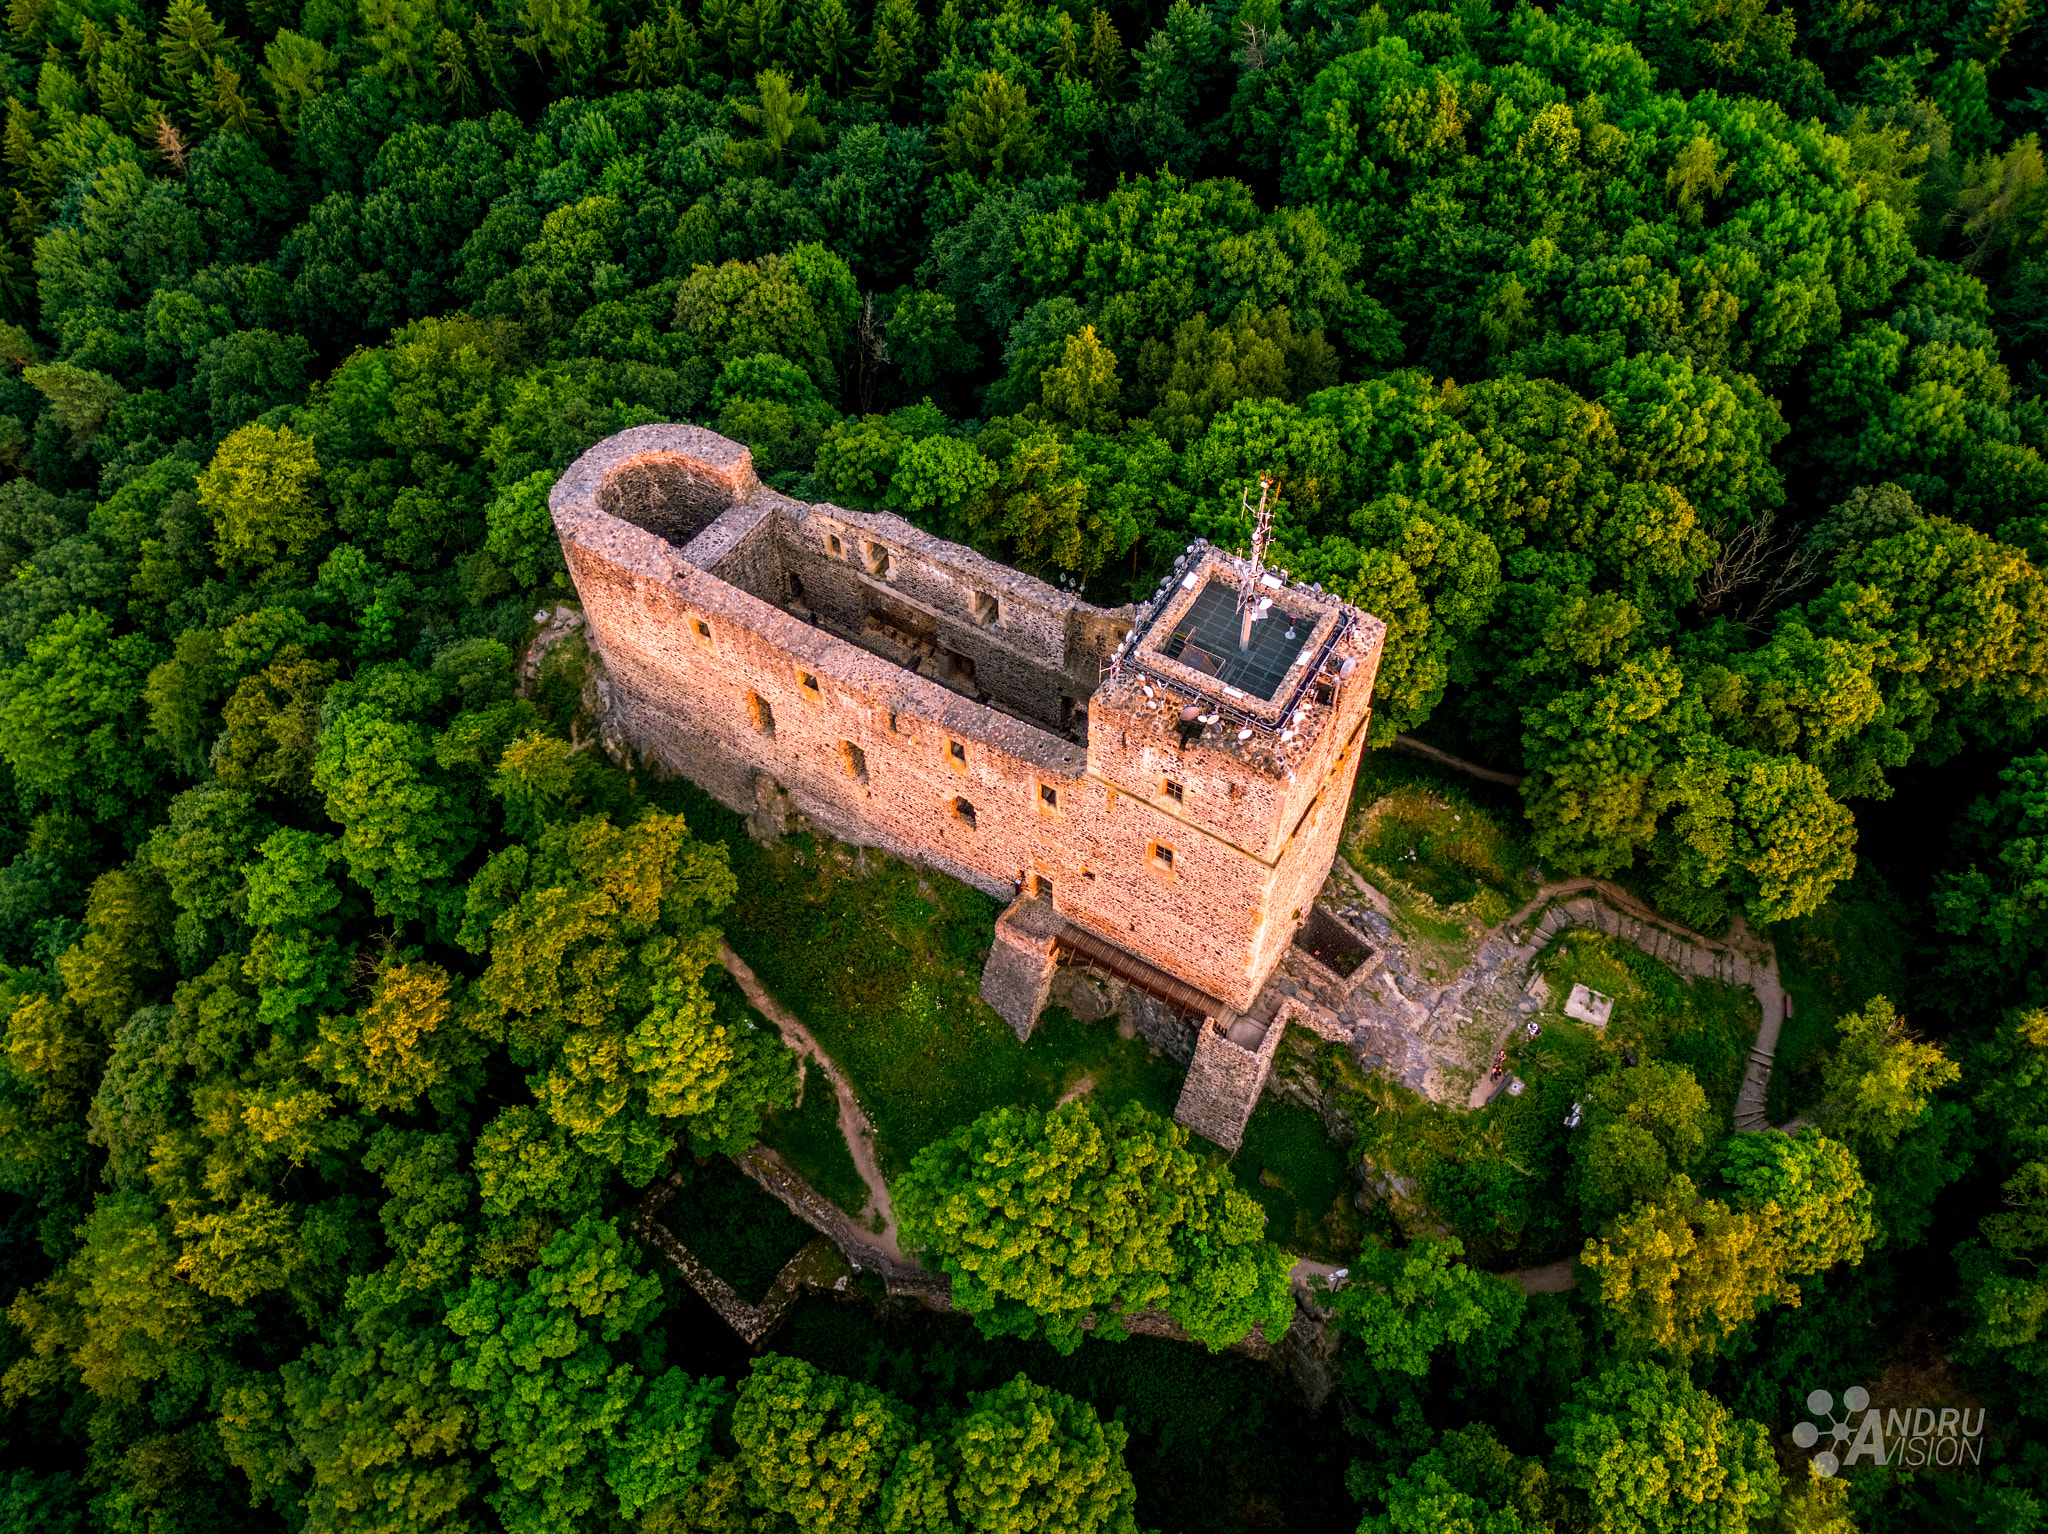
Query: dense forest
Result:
<box><xmin>0</xmin><ymin>0</ymin><xmax>2043</xmax><ymax>1523</ymax></box>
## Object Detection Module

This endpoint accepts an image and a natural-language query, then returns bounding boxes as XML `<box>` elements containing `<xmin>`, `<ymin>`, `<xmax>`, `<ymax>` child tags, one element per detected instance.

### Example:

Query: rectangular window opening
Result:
<box><xmin>827</xmin><ymin>533</ymin><xmax>844</xmax><ymax>558</ymax></box>
<box><xmin>952</xmin><ymin>797</ymin><xmax>977</xmax><ymax>829</ymax></box>
<box><xmin>1081</xmin><ymin>868</ymin><xmax>1096</xmax><ymax>881</ymax></box>
<box><xmin>973</xmin><ymin>590</ymin><xmax>999</xmax><ymax>625</ymax></box>
<box><xmin>1150</xmin><ymin>843</ymin><xmax>1176</xmax><ymax>874</ymax></box>
<box><xmin>1162</xmin><ymin>779</ymin><xmax>1184</xmax><ymax>805</ymax></box>
<box><xmin>797</xmin><ymin>669</ymin><xmax>822</xmax><ymax>703</ymax></box>
<box><xmin>748</xmin><ymin>693</ymin><xmax>775</xmax><ymax>736</ymax></box>
<box><xmin>841</xmin><ymin>741</ymin><xmax>868</xmax><ymax>783</ymax></box>
<box><xmin>947</xmin><ymin>739</ymin><xmax>967</xmax><ymax>770</ymax></box>
<box><xmin>1039</xmin><ymin>783</ymin><xmax>1058</xmax><ymax>810</ymax></box>
<box><xmin>1034</xmin><ymin>874</ymin><xmax>1054</xmax><ymax>900</ymax></box>
<box><xmin>865</xmin><ymin>541</ymin><xmax>891</xmax><ymax>578</ymax></box>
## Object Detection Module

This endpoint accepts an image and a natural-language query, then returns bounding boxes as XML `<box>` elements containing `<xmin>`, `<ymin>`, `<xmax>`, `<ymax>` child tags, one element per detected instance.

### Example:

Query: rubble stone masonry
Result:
<box><xmin>552</xmin><ymin>424</ymin><xmax>1386</xmax><ymax>1019</ymax></box>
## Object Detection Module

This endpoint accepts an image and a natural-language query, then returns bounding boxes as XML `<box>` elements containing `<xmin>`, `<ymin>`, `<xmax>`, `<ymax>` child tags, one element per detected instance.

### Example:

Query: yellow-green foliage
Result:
<box><xmin>197</xmin><ymin>422</ymin><xmax>328</xmax><ymax>569</ymax></box>
<box><xmin>1579</xmin><ymin>1176</ymin><xmax>1798</xmax><ymax>1358</ymax></box>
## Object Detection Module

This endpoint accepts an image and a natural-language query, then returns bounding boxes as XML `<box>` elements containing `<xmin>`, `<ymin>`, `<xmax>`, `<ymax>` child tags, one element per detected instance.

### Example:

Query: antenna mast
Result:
<box><xmin>1239</xmin><ymin>476</ymin><xmax>1274</xmax><ymax>651</ymax></box>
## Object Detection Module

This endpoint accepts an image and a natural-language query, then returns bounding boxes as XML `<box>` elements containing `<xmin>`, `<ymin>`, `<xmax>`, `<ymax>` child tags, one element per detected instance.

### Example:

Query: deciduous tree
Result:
<box><xmin>894</xmin><ymin>1100</ymin><xmax>1291</xmax><ymax>1353</ymax></box>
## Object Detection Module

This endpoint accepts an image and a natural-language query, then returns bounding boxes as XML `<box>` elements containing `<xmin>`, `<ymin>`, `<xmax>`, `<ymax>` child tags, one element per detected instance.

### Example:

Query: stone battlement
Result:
<box><xmin>551</xmin><ymin>424</ymin><xmax>1385</xmax><ymax>1043</ymax></box>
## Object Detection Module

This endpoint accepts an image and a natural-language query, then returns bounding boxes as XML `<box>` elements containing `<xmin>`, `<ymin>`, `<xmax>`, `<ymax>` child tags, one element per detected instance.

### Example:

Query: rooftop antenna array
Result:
<box><xmin>1238</xmin><ymin>476</ymin><xmax>1275</xmax><ymax>652</ymax></box>
<box><xmin>1101</xmin><ymin>505</ymin><xmax>1356</xmax><ymax>776</ymax></box>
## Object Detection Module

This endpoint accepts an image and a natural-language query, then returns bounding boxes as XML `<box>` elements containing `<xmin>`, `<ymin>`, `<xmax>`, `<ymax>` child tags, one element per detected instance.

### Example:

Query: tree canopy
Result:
<box><xmin>894</xmin><ymin>1099</ymin><xmax>1293</xmax><ymax>1353</ymax></box>
<box><xmin>0</xmin><ymin>0</ymin><xmax>2043</xmax><ymax>1524</ymax></box>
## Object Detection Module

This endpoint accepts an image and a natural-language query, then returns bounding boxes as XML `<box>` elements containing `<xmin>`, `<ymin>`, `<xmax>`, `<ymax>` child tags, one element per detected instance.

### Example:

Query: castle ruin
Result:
<box><xmin>550</xmin><ymin>425</ymin><xmax>1387</xmax><ymax>1149</ymax></box>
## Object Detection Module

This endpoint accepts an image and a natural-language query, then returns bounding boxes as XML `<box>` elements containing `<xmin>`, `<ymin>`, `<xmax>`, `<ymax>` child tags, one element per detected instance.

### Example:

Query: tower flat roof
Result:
<box><xmin>1159</xmin><ymin>575</ymin><xmax>1315</xmax><ymax>701</ymax></box>
<box><xmin>1114</xmin><ymin>547</ymin><xmax>1350</xmax><ymax>729</ymax></box>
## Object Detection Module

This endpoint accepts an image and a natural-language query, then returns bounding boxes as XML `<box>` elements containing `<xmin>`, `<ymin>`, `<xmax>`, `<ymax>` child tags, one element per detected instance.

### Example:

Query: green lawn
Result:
<box><xmin>1232</xmin><ymin>1093</ymin><xmax>1363</xmax><ymax>1262</ymax></box>
<box><xmin>1342</xmin><ymin>750</ymin><xmax>1542</xmax><ymax>966</ymax></box>
<box><xmin>1534</xmin><ymin>929</ymin><xmax>1760</xmax><ymax>1121</ymax></box>
<box><xmin>660</xmin><ymin>779</ymin><xmax>1187</xmax><ymax>1177</ymax></box>
<box><xmin>1348</xmin><ymin>751</ymin><xmax>1536</xmax><ymax>905</ymax></box>
<box><xmin>660</xmin><ymin>1154</ymin><xmax>816</xmax><ymax>1301</ymax></box>
<box><xmin>1764</xmin><ymin>872</ymin><xmax>1913</xmax><ymax>1122</ymax></box>
<box><xmin>758</xmin><ymin>1059</ymin><xmax>872</xmax><ymax>1219</ymax></box>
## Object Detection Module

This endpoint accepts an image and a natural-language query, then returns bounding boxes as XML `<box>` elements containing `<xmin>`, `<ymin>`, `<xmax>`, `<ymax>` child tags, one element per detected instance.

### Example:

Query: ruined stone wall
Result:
<box><xmin>773</xmin><ymin>500</ymin><xmax>1105</xmax><ymax>733</ymax></box>
<box><xmin>683</xmin><ymin>489</ymin><xmax>788</xmax><ymax>604</ymax></box>
<box><xmin>587</xmin><ymin>427</ymin><xmax>761</xmax><ymax>543</ymax></box>
<box><xmin>564</xmin><ymin>545</ymin><xmax>1281</xmax><ymax>1004</ymax></box>
<box><xmin>1173</xmin><ymin>1010</ymin><xmax>1288</xmax><ymax>1151</ymax></box>
<box><xmin>554</xmin><ymin>426</ymin><xmax>1380</xmax><ymax>1012</ymax></box>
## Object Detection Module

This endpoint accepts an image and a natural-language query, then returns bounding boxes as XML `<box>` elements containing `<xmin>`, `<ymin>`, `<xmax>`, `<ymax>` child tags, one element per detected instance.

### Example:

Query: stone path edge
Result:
<box><xmin>717</xmin><ymin>942</ymin><xmax>906</xmax><ymax>1262</ymax></box>
<box><xmin>1486</xmin><ymin>877</ymin><xmax>1785</xmax><ymax>1131</ymax></box>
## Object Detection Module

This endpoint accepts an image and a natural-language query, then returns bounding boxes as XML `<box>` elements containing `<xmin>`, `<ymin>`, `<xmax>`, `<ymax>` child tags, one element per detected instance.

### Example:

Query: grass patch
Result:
<box><xmin>1534</xmin><ymin>929</ymin><xmax>1760</xmax><ymax>1121</ymax></box>
<box><xmin>1232</xmin><ymin>1095</ymin><xmax>1362</xmax><ymax>1262</ymax></box>
<box><xmin>657</xmin><ymin>779</ymin><xmax>1185</xmax><ymax>1177</ymax></box>
<box><xmin>1352</xmin><ymin>765</ymin><xmax>1530</xmax><ymax>906</ymax></box>
<box><xmin>1341</xmin><ymin>750</ymin><xmax>1541</xmax><ymax>967</ymax></box>
<box><xmin>1765</xmin><ymin>872</ymin><xmax>1912</xmax><ymax>1122</ymax></box>
<box><xmin>809</xmin><ymin>989</ymin><xmax>1187</xmax><ymax>1178</ymax></box>
<box><xmin>759</xmin><ymin>1061</ymin><xmax>871</xmax><ymax>1219</ymax></box>
<box><xmin>660</xmin><ymin>1154</ymin><xmax>814</xmax><ymax>1301</ymax></box>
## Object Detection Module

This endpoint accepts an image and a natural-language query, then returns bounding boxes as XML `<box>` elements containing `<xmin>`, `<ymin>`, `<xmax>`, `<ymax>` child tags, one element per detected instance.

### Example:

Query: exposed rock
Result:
<box><xmin>1049</xmin><ymin>966</ymin><xmax>1116</xmax><ymax>1021</ymax></box>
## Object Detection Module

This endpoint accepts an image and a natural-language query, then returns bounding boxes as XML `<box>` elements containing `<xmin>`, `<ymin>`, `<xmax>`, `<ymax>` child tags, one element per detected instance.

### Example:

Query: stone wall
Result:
<box><xmin>980</xmin><ymin>894</ymin><xmax>1063</xmax><ymax>1040</ymax></box>
<box><xmin>1120</xmin><ymin>987</ymin><xmax>1198</xmax><ymax>1066</ymax></box>
<box><xmin>633</xmin><ymin>1174</ymin><xmax>852</xmax><ymax>1346</ymax></box>
<box><xmin>683</xmin><ymin>489</ymin><xmax>788</xmax><ymax>604</ymax></box>
<box><xmin>553</xmin><ymin>425</ymin><xmax>1386</xmax><ymax>1013</ymax></box>
<box><xmin>1172</xmin><ymin>1004</ymin><xmax>1291</xmax><ymax>1150</ymax></box>
<box><xmin>734</xmin><ymin>1146</ymin><xmax>957</xmax><ymax>1309</ymax></box>
<box><xmin>777</xmin><ymin>500</ymin><xmax>1092</xmax><ymax>732</ymax></box>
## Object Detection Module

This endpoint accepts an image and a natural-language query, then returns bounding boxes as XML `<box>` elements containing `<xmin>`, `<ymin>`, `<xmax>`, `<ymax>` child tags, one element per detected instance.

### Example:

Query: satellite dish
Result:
<box><xmin>1179</xmin><ymin>705</ymin><xmax>1201</xmax><ymax>722</ymax></box>
<box><xmin>1338</xmin><ymin>658</ymin><xmax>1358</xmax><ymax>678</ymax></box>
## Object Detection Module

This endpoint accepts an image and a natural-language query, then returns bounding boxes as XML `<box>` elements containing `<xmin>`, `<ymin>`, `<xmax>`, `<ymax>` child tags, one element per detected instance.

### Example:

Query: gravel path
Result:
<box><xmin>717</xmin><ymin>944</ymin><xmax>906</xmax><ymax>1263</ymax></box>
